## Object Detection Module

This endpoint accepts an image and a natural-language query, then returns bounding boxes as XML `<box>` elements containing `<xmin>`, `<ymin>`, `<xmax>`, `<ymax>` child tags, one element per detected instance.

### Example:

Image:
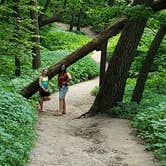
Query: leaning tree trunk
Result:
<box><xmin>84</xmin><ymin>0</ymin><xmax>155</xmax><ymax>117</ymax></box>
<box><xmin>30</xmin><ymin>0</ymin><xmax>41</xmax><ymax>69</ymax></box>
<box><xmin>131</xmin><ymin>26</ymin><xmax>166</xmax><ymax>103</ymax></box>
<box><xmin>21</xmin><ymin>18</ymin><xmax>126</xmax><ymax>98</ymax></box>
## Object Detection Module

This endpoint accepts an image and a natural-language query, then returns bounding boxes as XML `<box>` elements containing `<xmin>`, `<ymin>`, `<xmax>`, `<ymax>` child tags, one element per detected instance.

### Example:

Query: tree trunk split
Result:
<box><xmin>21</xmin><ymin>18</ymin><xmax>126</xmax><ymax>98</ymax></box>
<box><xmin>84</xmin><ymin>0</ymin><xmax>155</xmax><ymax>117</ymax></box>
<box><xmin>86</xmin><ymin>19</ymin><xmax>147</xmax><ymax>117</ymax></box>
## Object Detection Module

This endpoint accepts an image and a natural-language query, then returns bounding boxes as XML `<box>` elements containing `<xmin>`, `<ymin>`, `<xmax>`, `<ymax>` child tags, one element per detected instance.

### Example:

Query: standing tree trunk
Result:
<box><xmin>99</xmin><ymin>0</ymin><xmax>114</xmax><ymax>86</ymax></box>
<box><xmin>83</xmin><ymin>0</ymin><xmax>155</xmax><ymax>117</ymax></box>
<box><xmin>64</xmin><ymin>0</ymin><xmax>67</xmax><ymax>10</ymax></box>
<box><xmin>131</xmin><ymin>26</ymin><xmax>166</xmax><ymax>103</ymax></box>
<box><xmin>99</xmin><ymin>40</ymin><xmax>108</xmax><ymax>86</ymax></box>
<box><xmin>15</xmin><ymin>56</ymin><xmax>21</xmax><ymax>76</ymax></box>
<box><xmin>30</xmin><ymin>0</ymin><xmax>41</xmax><ymax>69</ymax></box>
<box><xmin>69</xmin><ymin>8</ymin><xmax>75</xmax><ymax>31</ymax></box>
<box><xmin>13</xmin><ymin>0</ymin><xmax>21</xmax><ymax>76</ymax></box>
<box><xmin>77</xmin><ymin>8</ymin><xmax>82</xmax><ymax>31</ymax></box>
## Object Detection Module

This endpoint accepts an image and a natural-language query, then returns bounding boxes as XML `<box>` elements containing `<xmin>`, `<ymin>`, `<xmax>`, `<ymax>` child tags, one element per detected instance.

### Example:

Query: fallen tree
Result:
<box><xmin>21</xmin><ymin>17</ymin><xmax>126</xmax><ymax>98</ymax></box>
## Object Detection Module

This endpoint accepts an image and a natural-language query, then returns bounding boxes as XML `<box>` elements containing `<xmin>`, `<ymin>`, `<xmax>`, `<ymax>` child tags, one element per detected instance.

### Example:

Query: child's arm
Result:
<box><xmin>62</xmin><ymin>73</ymin><xmax>72</xmax><ymax>85</ymax></box>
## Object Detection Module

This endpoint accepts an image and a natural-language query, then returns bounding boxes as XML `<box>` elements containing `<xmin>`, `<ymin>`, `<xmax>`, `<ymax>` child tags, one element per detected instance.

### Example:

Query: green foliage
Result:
<box><xmin>107</xmin><ymin>34</ymin><xmax>120</xmax><ymax>61</ymax></box>
<box><xmin>41</xmin><ymin>28</ymin><xmax>90</xmax><ymax>51</ymax></box>
<box><xmin>123</xmin><ymin>5</ymin><xmax>154</xmax><ymax>20</ymax></box>
<box><xmin>146</xmin><ymin>71</ymin><xmax>166</xmax><ymax>95</ymax></box>
<box><xmin>132</xmin><ymin>103</ymin><xmax>166</xmax><ymax>165</ymax></box>
<box><xmin>0</xmin><ymin>89</ymin><xmax>36</xmax><ymax>166</ymax></box>
<box><xmin>91</xmin><ymin>85</ymin><xmax>99</xmax><ymax>96</ymax></box>
<box><xmin>0</xmin><ymin>1</ymin><xmax>33</xmax><ymax>65</ymax></box>
<box><xmin>69</xmin><ymin>56</ymin><xmax>99</xmax><ymax>84</ymax></box>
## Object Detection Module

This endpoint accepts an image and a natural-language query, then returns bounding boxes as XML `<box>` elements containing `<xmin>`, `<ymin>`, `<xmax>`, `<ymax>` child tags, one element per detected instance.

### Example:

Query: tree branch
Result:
<box><xmin>39</xmin><ymin>10</ymin><xmax>64</xmax><ymax>27</ymax></box>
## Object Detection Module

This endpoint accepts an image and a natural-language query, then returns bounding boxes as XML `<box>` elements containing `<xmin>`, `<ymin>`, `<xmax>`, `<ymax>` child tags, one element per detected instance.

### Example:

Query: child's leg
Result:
<box><xmin>59</xmin><ymin>99</ymin><xmax>63</xmax><ymax>112</ymax></box>
<box><xmin>39</xmin><ymin>98</ymin><xmax>45</xmax><ymax>112</ymax></box>
<box><xmin>62</xmin><ymin>99</ymin><xmax>66</xmax><ymax>114</ymax></box>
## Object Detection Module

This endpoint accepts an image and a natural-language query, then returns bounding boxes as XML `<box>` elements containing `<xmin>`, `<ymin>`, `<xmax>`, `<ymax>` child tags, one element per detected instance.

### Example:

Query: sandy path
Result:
<box><xmin>28</xmin><ymin>25</ymin><xmax>160</xmax><ymax>166</ymax></box>
<box><xmin>28</xmin><ymin>77</ymin><xmax>160</xmax><ymax>166</ymax></box>
<box><xmin>55</xmin><ymin>22</ymin><xmax>96</xmax><ymax>37</ymax></box>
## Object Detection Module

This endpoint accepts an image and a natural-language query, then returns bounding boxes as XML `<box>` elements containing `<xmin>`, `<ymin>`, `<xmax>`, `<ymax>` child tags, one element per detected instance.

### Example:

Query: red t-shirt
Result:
<box><xmin>58</xmin><ymin>73</ymin><xmax>69</xmax><ymax>88</ymax></box>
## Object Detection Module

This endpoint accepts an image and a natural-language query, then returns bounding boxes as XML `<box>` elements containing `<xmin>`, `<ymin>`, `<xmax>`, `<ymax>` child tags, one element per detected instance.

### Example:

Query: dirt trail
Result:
<box><xmin>28</xmin><ymin>25</ymin><xmax>160</xmax><ymax>166</ymax></box>
<box><xmin>28</xmin><ymin>57</ymin><xmax>160</xmax><ymax>166</ymax></box>
<box><xmin>55</xmin><ymin>22</ymin><xmax>96</xmax><ymax>37</ymax></box>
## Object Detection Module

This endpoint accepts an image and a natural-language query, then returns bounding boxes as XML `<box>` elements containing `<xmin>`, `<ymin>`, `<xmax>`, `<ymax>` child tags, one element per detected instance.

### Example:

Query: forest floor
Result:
<box><xmin>28</xmin><ymin>24</ymin><xmax>160</xmax><ymax>166</ymax></box>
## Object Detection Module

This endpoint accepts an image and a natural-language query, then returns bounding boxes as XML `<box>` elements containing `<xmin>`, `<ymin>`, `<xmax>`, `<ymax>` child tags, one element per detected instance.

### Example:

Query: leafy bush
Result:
<box><xmin>91</xmin><ymin>85</ymin><xmax>99</xmax><ymax>96</ymax></box>
<box><xmin>41</xmin><ymin>28</ymin><xmax>90</xmax><ymax>51</ymax></box>
<box><xmin>69</xmin><ymin>56</ymin><xmax>99</xmax><ymax>84</ymax></box>
<box><xmin>0</xmin><ymin>41</ymin><xmax>98</xmax><ymax>166</ymax></box>
<box><xmin>146</xmin><ymin>70</ymin><xmax>166</xmax><ymax>95</ymax></box>
<box><xmin>0</xmin><ymin>89</ymin><xmax>36</xmax><ymax>166</ymax></box>
<box><xmin>132</xmin><ymin>103</ymin><xmax>166</xmax><ymax>165</ymax></box>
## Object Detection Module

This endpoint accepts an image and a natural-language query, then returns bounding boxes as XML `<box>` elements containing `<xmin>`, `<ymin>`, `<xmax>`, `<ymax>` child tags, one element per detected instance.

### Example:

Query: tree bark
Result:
<box><xmin>15</xmin><ymin>56</ymin><xmax>21</xmax><ymax>76</ymax></box>
<box><xmin>83</xmin><ymin>0</ymin><xmax>154</xmax><ymax>117</ymax></box>
<box><xmin>39</xmin><ymin>10</ymin><xmax>63</xmax><ymax>27</ymax></box>
<box><xmin>87</xmin><ymin>19</ymin><xmax>147</xmax><ymax>116</ymax></box>
<box><xmin>76</xmin><ymin>8</ymin><xmax>82</xmax><ymax>31</ymax></box>
<box><xmin>69</xmin><ymin>8</ymin><xmax>75</xmax><ymax>31</ymax></box>
<box><xmin>99</xmin><ymin>40</ymin><xmax>108</xmax><ymax>86</ymax></box>
<box><xmin>13</xmin><ymin>0</ymin><xmax>21</xmax><ymax>76</ymax></box>
<box><xmin>30</xmin><ymin>0</ymin><xmax>41</xmax><ymax>69</ymax></box>
<box><xmin>131</xmin><ymin>26</ymin><xmax>166</xmax><ymax>103</ymax></box>
<box><xmin>21</xmin><ymin>18</ymin><xmax>126</xmax><ymax>98</ymax></box>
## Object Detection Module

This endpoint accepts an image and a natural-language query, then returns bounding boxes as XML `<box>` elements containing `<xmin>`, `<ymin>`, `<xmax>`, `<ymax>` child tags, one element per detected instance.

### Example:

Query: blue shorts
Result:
<box><xmin>59</xmin><ymin>86</ymin><xmax>68</xmax><ymax>99</ymax></box>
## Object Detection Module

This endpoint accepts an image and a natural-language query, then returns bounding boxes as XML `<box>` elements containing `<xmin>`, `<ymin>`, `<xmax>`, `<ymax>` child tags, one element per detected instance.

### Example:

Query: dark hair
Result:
<box><xmin>41</xmin><ymin>69</ymin><xmax>48</xmax><ymax>76</ymax></box>
<box><xmin>59</xmin><ymin>64</ymin><xmax>67</xmax><ymax>74</ymax></box>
